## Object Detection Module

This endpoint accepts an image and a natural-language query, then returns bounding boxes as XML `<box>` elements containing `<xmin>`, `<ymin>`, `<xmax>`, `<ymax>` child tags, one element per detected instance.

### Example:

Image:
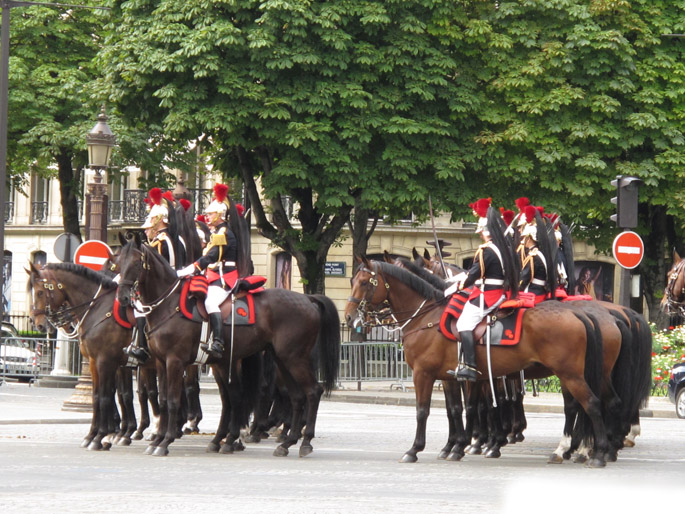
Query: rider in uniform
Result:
<box><xmin>126</xmin><ymin>188</ymin><xmax>184</xmax><ymax>364</ymax></box>
<box><xmin>518</xmin><ymin>206</ymin><xmax>550</xmax><ymax>304</ymax></box>
<box><xmin>447</xmin><ymin>198</ymin><xmax>511</xmax><ymax>382</ymax></box>
<box><xmin>177</xmin><ymin>184</ymin><xmax>238</xmax><ymax>359</ymax></box>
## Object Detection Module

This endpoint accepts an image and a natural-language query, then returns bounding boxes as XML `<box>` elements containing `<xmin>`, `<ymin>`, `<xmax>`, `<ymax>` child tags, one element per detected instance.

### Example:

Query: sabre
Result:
<box><xmin>428</xmin><ymin>196</ymin><xmax>448</xmax><ymax>278</ymax></box>
<box><xmin>228</xmin><ymin>293</ymin><xmax>235</xmax><ymax>383</ymax></box>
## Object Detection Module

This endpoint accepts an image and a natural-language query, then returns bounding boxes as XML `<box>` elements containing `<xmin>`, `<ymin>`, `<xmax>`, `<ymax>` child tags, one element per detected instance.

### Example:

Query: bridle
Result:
<box><xmin>348</xmin><ymin>261</ymin><xmax>433</xmax><ymax>332</ymax></box>
<box><xmin>118</xmin><ymin>244</ymin><xmax>181</xmax><ymax>315</ymax></box>
<box><xmin>664</xmin><ymin>260</ymin><xmax>685</xmax><ymax>317</ymax></box>
<box><xmin>30</xmin><ymin>268</ymin><xmax>105</xmax><ymax>335</ymax></box>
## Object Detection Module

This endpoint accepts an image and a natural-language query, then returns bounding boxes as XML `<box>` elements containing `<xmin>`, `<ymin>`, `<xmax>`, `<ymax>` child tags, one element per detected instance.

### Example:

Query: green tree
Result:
<box><xmin>457</xmin><ymin>0</ymin><xmax>685</xmax><ymax>322</ymax></box>
<box><xmin>100</xmin><ymin>0</ymin><xmax>495</xmax><ymax>293</ymax></box>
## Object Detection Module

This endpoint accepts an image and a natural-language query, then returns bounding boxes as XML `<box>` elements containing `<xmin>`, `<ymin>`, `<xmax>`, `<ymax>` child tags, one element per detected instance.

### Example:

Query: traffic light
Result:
<box><xmin>610</xmin><ymin>175</ymin><xmax>642</xmax><ymax>228</ymax></box>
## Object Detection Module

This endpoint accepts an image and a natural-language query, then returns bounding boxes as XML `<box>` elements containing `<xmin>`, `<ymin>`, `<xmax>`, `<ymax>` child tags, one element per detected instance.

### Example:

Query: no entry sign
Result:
<box><xmin>74</xmin><ymin>240</ymin><xmax>112</xmax><ymax>271</ymax></box>
<box><xmin>612</xmin><ymin>231</ymin><xmax>644</xmax><ymax>270</ymax></box>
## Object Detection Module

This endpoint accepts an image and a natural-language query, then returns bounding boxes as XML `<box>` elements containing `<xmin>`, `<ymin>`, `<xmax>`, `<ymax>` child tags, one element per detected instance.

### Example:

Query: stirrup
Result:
<box><xmin>201</xmin><ymin>341</ymin><xmax>224</xmax><ymax>359</ymax></box>
<box><xmin>124</xmin><ymin>344</ymin><xmax>150</xmax><ymax>364</ymax></box>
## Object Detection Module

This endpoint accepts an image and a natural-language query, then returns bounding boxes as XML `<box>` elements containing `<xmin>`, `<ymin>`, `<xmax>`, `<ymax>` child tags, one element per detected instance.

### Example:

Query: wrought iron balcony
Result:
<box><xmin>31</xmin><ymin>202</ymin><xmax>48</xmax><ymax>224</ymax></box>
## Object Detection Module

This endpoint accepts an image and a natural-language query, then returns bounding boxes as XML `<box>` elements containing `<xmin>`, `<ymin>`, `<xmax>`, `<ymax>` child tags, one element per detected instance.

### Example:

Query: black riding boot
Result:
<box><xmin>127</xmin><ymin>317</ymin><xmax>150</xmax><ymax>364</ymax></box>
<box><xmin>202</xmin><ymin>312</ymin><xmax>225</xmax><ymax>359</ymax></box>
<box><xmin>454</xmin><ymin>330</ymin><xmax>478</xmax><ymax>382</ymax></box>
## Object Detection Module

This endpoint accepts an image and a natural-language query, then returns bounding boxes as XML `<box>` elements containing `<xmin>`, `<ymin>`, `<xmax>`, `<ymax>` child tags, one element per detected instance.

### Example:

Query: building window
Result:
<box><xmin>31</xmin><ymin>175</ymin><xmax>49</xmax><ymax>224</ymax></box>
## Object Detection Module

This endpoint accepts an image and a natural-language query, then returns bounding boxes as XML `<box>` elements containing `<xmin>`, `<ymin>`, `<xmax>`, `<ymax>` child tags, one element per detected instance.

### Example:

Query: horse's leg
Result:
<box><xmin>183</xmin><ymin>365</ymin><xmax>202</xmax><ymax>434</ymax></box>
<box><xmin>81</xmin><ymin>356</ymin><xmax>99</xmax><ymax>448</ymax></box>
<box><xmin>152</xmin><ymin>358</ymin><xmax>184</xmax><ymax>456</ymax></box>
<box><xmin>208</xmin><ymin>367</ymin><xmax>231</xmax><ymax>453</ymax></box>
<box><xmin>463</xmin><ymin>383</ymin><xmax>480</xmax><ymax>455</ymax></box>
<box><xmin>220</xmin><ymin>371</ymin><xmax>249</xmax><ymax>455</ymax></box>
<box><xmin>484</xmin><ymin>382</ymin><xmax>508</xmax><ymax>458</ymax></box>
<box><xmin>443</xmin><ymin>380</ymin><xmax>467</xmax><ymax>461</ymax></box>
<box><xmin>560</xmin><ymin>376</ymin><xmax>608</xmax><ymax>468</ymax></box>
<box><xmin>89</xmin><ymin>360</ymin><xmax>115</xmax><ymax>451</ymax></box>
<box><xmin>146</xmin><ymin>361</ymin><xmax>167</xmax><ymax>454</ymax></box>
<box><xmin>393</xmin><ymin>369</ymin><xmax>431</xmax><ymax>463</ymax></box>
<box><xmin>272</xmin><ymin>363</ymin><xmax>307</xmax><ymax>458</ymax></box>
<box><xmin>509</xmin><ymin>378</ymin><xmax>527</xmax><ymax>443</ymax></box>
<box><xmin>623</xmin><ymin>412</ymin><xmax>641</xmax><ymax>448</ymax></box>
<box><xmin>118</xmin><ymin>367</ymin><xmax>136</xmax><ymax>445</ymax></box>
<box><xmin>548</xmin><ymin>389</ymin><xmax>578</xmax><ymax>463</ymax></box>
<box><xmin>132</xmin><ymin>367</ymin><xmax>150</xmax><ymax>440</ymax></box>
<box><xmin>146</xmin><ymin>368</ymin><xmax>161</xmax><ymax>441</ymax></box>
<box><xmin>291</xmin><ymin>366</ymin><xmax>324</xmax><ymax>458</ymax></box>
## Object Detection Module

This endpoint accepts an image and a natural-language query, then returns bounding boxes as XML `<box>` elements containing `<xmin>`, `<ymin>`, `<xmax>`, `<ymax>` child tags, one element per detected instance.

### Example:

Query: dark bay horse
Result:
<box><xmin>27</xmin><ymin>262</ymin><xmax>137</xmax><ymax>450</ymax></box>
<box><xmin>115</xmin><ymin>235</ymin><xmax>340</xmax><ymax>457</ymax></box>
<box><xmin>346</xmin><ymin>257</ymin><xmax>611</xmax><ymax>467</ymax></box>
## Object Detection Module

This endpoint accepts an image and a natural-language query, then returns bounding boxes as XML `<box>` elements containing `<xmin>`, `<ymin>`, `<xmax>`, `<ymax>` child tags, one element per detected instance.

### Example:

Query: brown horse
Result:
<box><xmin>400</xmin><ymin>253</ymin><xmax>651</xmax><ymax>461</ymax></box>
<box><xmin>345</xmin><ymin>257</ymin><xmax>610</xmax><ymax>467</ymax></box>
<box><xmin>115</xmin><ymin>233</ymin><xmax>341</xmax><ymax>457</ymax></box>
<box><xmin>27</xmin><ymin>262</ymin><xmax>136</xmax><ymax>450</ymax></box>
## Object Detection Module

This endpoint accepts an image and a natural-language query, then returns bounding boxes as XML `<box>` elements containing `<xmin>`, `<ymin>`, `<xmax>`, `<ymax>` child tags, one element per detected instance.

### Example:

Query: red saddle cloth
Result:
<box><xmin>562</xmin><ymin>295</ymin><xmax>593</xmax><ymax>302</ymax></box>
<box><xmin>113</xmin><ymin>298</ymin><xmax>133</xmax><ymax>329</ymax></box>
<box><xmin>178</xmin><ymin>276</ymin><xmax>266</xmax><ymax>324</ymax></box>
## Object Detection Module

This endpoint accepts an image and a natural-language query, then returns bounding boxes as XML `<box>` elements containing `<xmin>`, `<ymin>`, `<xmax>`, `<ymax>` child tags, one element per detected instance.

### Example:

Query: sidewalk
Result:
<box><xmin>0</xmin><ymin>378</ymin><xmax>677</xmax><ymax>424</ymax></box>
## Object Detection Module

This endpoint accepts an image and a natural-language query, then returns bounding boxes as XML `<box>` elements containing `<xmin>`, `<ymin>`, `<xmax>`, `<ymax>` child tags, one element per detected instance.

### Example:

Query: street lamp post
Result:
<box><xmin>62</xmin><ymin>106</ymin><xmax>116</xmax><ymax>412</ymax></box>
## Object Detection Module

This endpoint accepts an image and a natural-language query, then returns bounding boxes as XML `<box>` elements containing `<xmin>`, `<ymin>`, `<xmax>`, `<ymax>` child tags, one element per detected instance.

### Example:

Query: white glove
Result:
<box><xmin>177</xmin><ymin>263</ymin><xmax>197</xmax><ymax>278</ymax></box>
<box><xmin>444</xmin><ymin>272</ymin><xmax>467</xmax><ymax>297</ymax></box>
<box><xmin>445</xmin><ymin>271</ymin><xmax>467</xmax><ymax>285</ymax></box>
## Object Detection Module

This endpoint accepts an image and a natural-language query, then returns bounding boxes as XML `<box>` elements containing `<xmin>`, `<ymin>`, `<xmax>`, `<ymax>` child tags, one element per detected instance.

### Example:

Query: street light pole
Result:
<box><xmin>85</xmin><ymin>106</ymin><xmax>115</xmax><ymax>242</ymax></box>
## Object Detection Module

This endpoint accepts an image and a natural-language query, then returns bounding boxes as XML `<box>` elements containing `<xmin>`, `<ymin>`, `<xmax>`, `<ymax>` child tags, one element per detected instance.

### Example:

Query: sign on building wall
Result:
<box><xmin>325</xmin><ymin>261</ymin><xmax>346</xmax><ymax>277</ymax></box>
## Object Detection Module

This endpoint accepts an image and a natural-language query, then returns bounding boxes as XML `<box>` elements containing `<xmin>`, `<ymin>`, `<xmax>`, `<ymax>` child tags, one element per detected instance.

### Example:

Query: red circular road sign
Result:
<box><xmin>73</xmin><ymin>240</ymin><xmax>112</xmax><ymax>271</ymax></box>
<box><xmin>612</xmin><ymin>231</ymin><xmax>644</xmax><ymax>270</ymax></box>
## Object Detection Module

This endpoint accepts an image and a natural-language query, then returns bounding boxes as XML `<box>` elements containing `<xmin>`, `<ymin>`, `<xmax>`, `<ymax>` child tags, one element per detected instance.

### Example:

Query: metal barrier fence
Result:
<box><xmin>338</xmin><ymin>323</ymin><xmax>412</xmax><ymax>390</ymax></box>
<box><xmin>0</xmin><ymin>336</ymin><xmax>81</xmax><ymax>383</ymax></box>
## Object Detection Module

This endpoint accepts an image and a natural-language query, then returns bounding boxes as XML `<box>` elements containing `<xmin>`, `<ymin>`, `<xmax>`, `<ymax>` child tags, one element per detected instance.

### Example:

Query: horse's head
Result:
<box><xmin>344</xmin><ymin>256</ymin><xmax>389</xmax><ymax>329</ymax></box>
<box><xmin>25</xmin><ymin>262</ymin><xmax>67</xmax><ymax>333</ymax></box>
<box><xmin>662</xmin><ymin>250</ymin><xmax>685</xmax><ymax>316</ymax></box>
<box><xmin>116</xmin><ymin>232</ymin><xmax>145</xmax><ymax>307</ymax></box>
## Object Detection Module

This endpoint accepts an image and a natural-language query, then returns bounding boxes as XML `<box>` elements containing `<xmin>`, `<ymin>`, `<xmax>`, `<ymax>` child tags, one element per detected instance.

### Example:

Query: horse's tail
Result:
<box><xmin>308</xmin><ymin>294</ymin><xmax>341</xmax><ymax>396</ymax></box>
<box><xmin>631</xmin><ymin>311</ymin><xmax>653</xmax><ymax>411</ymax></box>
<box><xmin>572</xmin><ymin>312</ymin><xmax>604</xmax><ymax>447</ymax></box>
<box><xmin>607</xmin><ymin>310</ymin><xmax>636</xmax><ymax>437</ymax></box>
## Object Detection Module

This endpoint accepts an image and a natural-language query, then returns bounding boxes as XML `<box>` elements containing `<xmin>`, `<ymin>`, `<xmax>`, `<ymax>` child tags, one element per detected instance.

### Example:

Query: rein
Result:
<box><xmin>120</xmin><ymin>245</ymin><xmax>181</xmax><ymax>315</ymax></box>
<box><xmin>350</xmin><ymin>262</ymin><xmax>442</xmax><ymax>334</ymax></box>
<box><xmin>32</xmin><ymin>270</ymin><xmax>107</xmax><ymax>335</ymax></box>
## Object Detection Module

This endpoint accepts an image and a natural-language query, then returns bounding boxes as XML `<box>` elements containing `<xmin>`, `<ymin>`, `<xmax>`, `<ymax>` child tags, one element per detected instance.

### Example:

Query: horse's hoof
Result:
<box><xmin>623</xmin><ymin>438</ymin><xmax>635</xmax><ymax>448</ymax></box>
<box><xmin>507</xmin><ymin>435</ymin><xmax>516</xmax><ymax>444</ymax></box>
<box><xmin>117</xmin><ymin>437</ymin><xmax>131</xmax><ymax>447</ymax></box>
<box><xmin>113</xmin><ymin>435</ymin><xmax>121</xmax><ymax>445</ymax></box>
<box><xmin>466</xmin><ymin>445</ymin><xmax>482</xmax><ymax>455</ymax></box>
<box><xmin>548</xmin><ymin>454</ymin><xmax>564</xmax><ymax>464</ymax></box>
<box><xmin>484</xmin><ymin>448</ymin><xmax>501</xmax><ymax>459</ymax></box>
<box><xmin>299</xmin><ymin>444</ymin><xmax>313</xmax><ymax>458</ymax></box>
<box><xmin>233</xmin><ymin>440</ymin><xmax>245</xmax><ymax>452</ymax></box>
<box><xmin>606</xmin><ymin>451</ymin><xmax>618</xmax><ymax>462</ymax></box>
<box><xmin>562</xmin><ymin>451</ymin><xmax>573</xmax><ymax>460</ymax></box>
<box><xmin>183</xmin><ymin>427</ymin><xmax>192</xmax><ymax>435</ymax></box>
<box><xmin>87</xmin><ymin>441</ymin><xmax>102</xmax><ymax>451</ymax></box>
<box><xmin>244</xmin><ymin>434</ymin><xmax>261</xmax><ymax>444</ymax></box>
<box><xmin>446</xmin><ymin>451</ymin><xmax>464</xmax><ymax>462</ymax></box>
<box><xmin>399</xmin><ymin>453</ymin><xmax>418</xmax><ymax>463</ymax></box>
<box><xmin>80</xmin><ymin>438</ymin><xmax>91</xmax><ymax>449</ymax></box>
<box><xmin>152</xmin><ymin>446</ymin><xmax>169</xmax><ymax>457</ymax></box>
<box><xmin>273</xmin><ymin>446</ymin><xmax>289</xmax><ymax>457</ymax></box>
<box><xmin>145</xmin><ymin>434</ymin><xmax>155</xmax><ymax>442</ymax></box>
<box><xmin>572</xmin><ymin>454</ymin><xmax>587</xmax><ymax>464</ymax></box>
<box><xmin>131</xmin><ymin>431</ymin><xmax>144</xmax><ymax>441</ymax></box>
<box><xmin>219</xmin><ymin>443</ymin><xmax>234</xmax><ymax>454</ymax></box>
<box><xmin>586</xmin><ymin>457</ymin><xmax>606</xmax><ymax>468</ymax></box>
<box><xmin>144</xmin><ymin>445</ymin><xmax>156</xmax><ymax>455</ymax></box>
<box><xmin>437</xmin><ymin>450</ymin><xmax>449</xmax><ymax>460</ymax></box>
<box><xmin>206</xmin><ymin>441</ymin><xmax>220</xmax><ymax>453</ymax></box>
<box><xmin>515</xmin><ymin>433</ymin><xmax>525</xmax><ymax>443</ymax></box>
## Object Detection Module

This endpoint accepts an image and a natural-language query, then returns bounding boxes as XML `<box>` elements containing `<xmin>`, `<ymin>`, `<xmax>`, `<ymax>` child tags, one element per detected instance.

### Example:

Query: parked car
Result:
<box><xmin>667</xmin><ymin>362</ymin><xmax>685</xmax><ymax>419</ymax></box>
<box><xmin>1</xmin><ymin>322</ymin><xmax>38</xmax><ymax>382</ymax></box>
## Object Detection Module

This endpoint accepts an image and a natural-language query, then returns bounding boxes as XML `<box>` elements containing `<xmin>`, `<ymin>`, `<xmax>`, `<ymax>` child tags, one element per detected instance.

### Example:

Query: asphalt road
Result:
<box><xmin>1</xmin><ymin>383</ymin><xmax>684</xmax><ymax>514</ymax></box>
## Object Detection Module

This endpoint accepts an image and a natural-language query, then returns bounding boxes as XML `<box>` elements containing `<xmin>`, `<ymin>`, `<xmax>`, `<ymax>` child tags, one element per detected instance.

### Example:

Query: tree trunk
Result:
<box><xmin>348</xmin><ymin>199</ymin><xmax>378</xmax><ymax>259</ymax></box>
<box><xmin>56</xmin><ymin>149</ymin><xmax>83</xmax><ymax>242</ymax></box>
<box><xmin>641</xmin><ymin>205</ymin><xmax>667</xmax><ymax>325</ymax></box>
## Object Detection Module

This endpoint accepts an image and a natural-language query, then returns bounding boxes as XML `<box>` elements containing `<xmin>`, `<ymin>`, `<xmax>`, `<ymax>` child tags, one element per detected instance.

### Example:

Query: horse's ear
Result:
<box><xmin>412</xmin><ymin>248</ymin><xmax>420</xmax><ymax>260</ymax></box>
<box><xmin>118</xmin><ymin>232</ymin><xmax>127</xmax><ymax>247</ymax></box>
<box><xmin>26</xmin><ymin>261</ymin><xmax>40</xmax><ymax>275</ymax></box>
<box><xmin>383</xmin><ymin>250</ymin><xmax>392</xmax><ymax>263</ymax></box>
<box><xmin>423</xmin><ymin>248</ymin><xmax>431</xmax><ymax>260</ymax></box>
<box><xmin>361</xmin><ymin>255</ymin><xmax>372</xmax><ymax>268</ymax></box>
<box><xmin>133</xmin><ymin>231</ymin><xmax>142</xmax><ymax>246</ymax></box>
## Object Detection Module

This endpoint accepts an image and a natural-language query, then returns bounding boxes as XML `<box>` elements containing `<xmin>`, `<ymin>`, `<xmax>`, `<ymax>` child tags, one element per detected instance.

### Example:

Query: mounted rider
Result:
<box><xmin>126</xmin><ymin>187</ymin><xmax>185</xmax><ymax>364</ymax></box>
<box><xmin>176</xmin><ymin>183</ymin><xmax>241</xmax><ymax>359</ymax></box>
<box><xmin>447</xmin><ymin>199</ymin><xmax>519</xmax><ymax>381</ymax></box>
<box><xmin>518</xmin><ymin>206</ymin><xmax>556</xmax><ymax>304</ymax></box>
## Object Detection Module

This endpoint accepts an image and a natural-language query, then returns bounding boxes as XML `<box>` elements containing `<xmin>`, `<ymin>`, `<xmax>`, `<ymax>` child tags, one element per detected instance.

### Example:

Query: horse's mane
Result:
<box><xmin>44</xmin><ymin>263</ymin><xmax>118</xmax><ymax>289</ymax></box>
<box><xmin>371</xmin><ymin>260</ymin><xmax>444</xmax><ymax>301</ymax></box>
<box><xmin>395</xmin><ymin>257</ymin><xmax>448</xmax><ymax>291</ymax></box>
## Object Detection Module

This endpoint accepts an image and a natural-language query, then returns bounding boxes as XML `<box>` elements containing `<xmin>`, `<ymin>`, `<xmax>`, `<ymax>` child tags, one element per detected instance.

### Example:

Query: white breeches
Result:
<box><xmin>206</xmin><ymin>285</ymin><xmax>229</xmax><ymax>314</ymax></box>
<box><xmin>456</xmin><ymin>294</ymin><xmax>505</xmax><ymax>332</ymax></box>
<box><xmin>133</xmin><ymin>299</ymin><xmax>146</xmax><ymax>319</ymax></box>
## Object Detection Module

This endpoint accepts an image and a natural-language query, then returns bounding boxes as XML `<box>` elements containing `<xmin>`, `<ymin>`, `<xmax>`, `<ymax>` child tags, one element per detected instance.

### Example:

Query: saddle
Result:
<box><xmin>113</xmin><ymin>298</ymin><xmax>135</xmax><ymax>329</ymax></box>
<box><xmin>179</xmin><ymin>275</ymin><xmax>266</xmax><ymax>325</ymax></box>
